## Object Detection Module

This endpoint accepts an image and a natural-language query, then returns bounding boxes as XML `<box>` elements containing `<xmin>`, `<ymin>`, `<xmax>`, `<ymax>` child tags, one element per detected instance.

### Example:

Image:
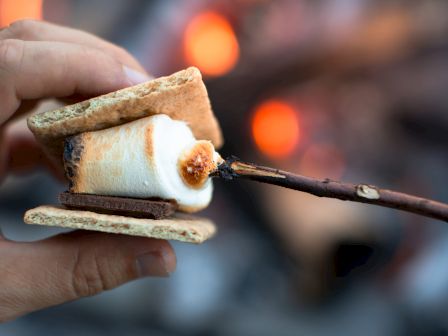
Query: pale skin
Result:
<box><xmin>0</xmin><ymin>20</ymin><xmax>176</xmax><ymax>322</ymax></box>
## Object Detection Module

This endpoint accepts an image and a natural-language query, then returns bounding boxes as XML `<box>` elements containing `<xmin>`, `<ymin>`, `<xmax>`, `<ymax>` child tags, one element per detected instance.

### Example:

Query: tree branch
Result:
<box><xmin>212</xmin><ymin>156</ymin><xmax>448</xmax><ymax>222</ymax></box>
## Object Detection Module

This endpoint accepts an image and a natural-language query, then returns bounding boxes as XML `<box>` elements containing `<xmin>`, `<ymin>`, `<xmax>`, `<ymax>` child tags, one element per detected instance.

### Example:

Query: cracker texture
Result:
<box><xmin>24</xmin><ymin>205</ymin><xmax>217</xmax><ymax>244</ymax></box>
<box><xmin>27</xmin><ymin>67</ymin><xmax>223</xmax><ymax>163</ymax></box>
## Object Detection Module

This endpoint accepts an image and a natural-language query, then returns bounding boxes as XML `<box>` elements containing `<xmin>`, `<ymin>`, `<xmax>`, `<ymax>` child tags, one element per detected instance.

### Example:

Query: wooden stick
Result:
<box><xmin>212</xmin><ymin>156</ymin><xmax>448</xmax><ymax>222</ymax></box>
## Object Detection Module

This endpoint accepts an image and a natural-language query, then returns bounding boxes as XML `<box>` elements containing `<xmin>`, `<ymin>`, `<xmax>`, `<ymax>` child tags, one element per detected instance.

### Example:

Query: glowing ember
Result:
<box><xmin>252</xmin><ymin>100</ymin><xmax>300</xmax><ymax>159</ymax></box>
<box><xmin>184</xmin><ymin>11</ymin><xmax>239</xmax><ymax>77</ymax></box>
<box><xmin>0</xmin><ymin>0</ymin><xmax>43</xmax><ymax>27</ymax></box>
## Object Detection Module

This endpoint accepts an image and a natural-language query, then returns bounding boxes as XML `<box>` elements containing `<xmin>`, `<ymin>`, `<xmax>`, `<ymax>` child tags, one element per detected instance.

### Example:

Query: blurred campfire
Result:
<box><xmin>180</xmin><ymin>0</ymin><xmax>448</xmax><ymax>301</ymax></box>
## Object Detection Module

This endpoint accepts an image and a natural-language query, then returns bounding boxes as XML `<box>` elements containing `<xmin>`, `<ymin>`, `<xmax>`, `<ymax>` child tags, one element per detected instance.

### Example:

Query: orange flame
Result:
<box><xmin>0</xmin><ymin>0</ymin><xmax>43</xmax><ymax>27</ymax></box>
<box><xmin>252</xmin><ymin>100</ymin><xmax>300</xmax><ymax>159</ymax></box>
<box><xmin>184</xmin><ymin>11</ymin><xmax>239</xmax><ymax>77</ymax></box>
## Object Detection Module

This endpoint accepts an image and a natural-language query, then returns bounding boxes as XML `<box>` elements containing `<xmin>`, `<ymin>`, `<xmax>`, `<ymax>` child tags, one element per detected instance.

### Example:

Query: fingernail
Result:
<box><xmin>123</xmin><ymin>65</ymin><xmax>152</xmax><ymax>85</ymax></box>
<box><xmin>136</xmin><ymin>251</ymin><xmax>170</xmax><ymax>278</ymax></box>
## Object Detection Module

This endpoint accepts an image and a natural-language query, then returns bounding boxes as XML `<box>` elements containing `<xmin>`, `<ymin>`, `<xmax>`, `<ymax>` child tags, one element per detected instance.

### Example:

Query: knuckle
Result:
<box><xmin>7</xmin><ymin>19</ymin><xmax>38</xmax><ymax>38</ymax></box>
<box><xmin>71</xmin><ymin>249</ymin><xmax>108</xmax><ymax>298</ymax></box>
<box><xmin>0</xmin><ymin>39</ymin><xmax>24</xmax><ymax>73</ymax></box>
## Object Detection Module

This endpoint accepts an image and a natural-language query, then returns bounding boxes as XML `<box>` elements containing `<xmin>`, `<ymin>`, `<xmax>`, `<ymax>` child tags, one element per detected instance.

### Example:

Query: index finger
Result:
<box><xmin>0</xmin><ymin>39</ymin><xmax>149</xmax><ymax>124</ymax></box>
<box><xmin>0</xmin><ymin>20</ymin><xmax>147</xmax><ymax>74</ymax></box>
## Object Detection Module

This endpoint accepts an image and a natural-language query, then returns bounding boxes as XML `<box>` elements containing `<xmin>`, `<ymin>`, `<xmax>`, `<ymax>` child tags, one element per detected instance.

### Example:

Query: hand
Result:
<box><xmin>0</xmin><ymin>20</ymin><xmax>176</xmax><ymax>322</ymax></box>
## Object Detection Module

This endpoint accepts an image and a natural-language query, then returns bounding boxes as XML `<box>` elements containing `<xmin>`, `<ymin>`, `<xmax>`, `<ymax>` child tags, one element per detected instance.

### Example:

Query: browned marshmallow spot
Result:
<box><xmin>178</xmin><ymin>141</ymin><xmax>221</xmax><ymax>189</ymax></box>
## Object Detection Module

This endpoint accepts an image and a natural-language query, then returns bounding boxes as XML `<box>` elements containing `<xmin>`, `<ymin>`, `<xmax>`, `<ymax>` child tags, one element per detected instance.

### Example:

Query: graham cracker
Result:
<box><xmin>24</xmin><ymin>205</ymin><xmax>217</xmax><ymax>244</ymax></box>
<box><xmin>27</xmin><ymin>67</ymin><xmax>223</xmax><ymax>163</ymax></box>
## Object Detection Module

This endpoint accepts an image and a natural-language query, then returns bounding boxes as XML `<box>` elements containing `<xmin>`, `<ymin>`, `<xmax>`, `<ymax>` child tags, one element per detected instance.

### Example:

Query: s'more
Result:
<box><xmin>24</xmin><ymin>67</ymin><xmax>223</xmax><ymax>244</ymax></box>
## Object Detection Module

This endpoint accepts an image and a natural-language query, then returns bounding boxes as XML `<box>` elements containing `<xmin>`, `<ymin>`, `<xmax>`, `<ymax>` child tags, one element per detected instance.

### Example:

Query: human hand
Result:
<box><xmin>0</xmin><ymin>20</ymin><xmax>176</xmax><ymax>322</ymax></box>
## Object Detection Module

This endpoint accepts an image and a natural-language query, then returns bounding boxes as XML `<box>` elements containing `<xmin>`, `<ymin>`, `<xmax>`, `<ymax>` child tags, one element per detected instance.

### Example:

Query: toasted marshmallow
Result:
<box><xmin>64</xmin><ymin>115</ymin><xmax>222</xmax><ymax>212</ymax></box>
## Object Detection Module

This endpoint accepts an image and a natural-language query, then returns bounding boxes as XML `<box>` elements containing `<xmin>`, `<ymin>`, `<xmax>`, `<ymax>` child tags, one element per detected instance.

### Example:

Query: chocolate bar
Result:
<box><xmin>59</xmin><ymin>192</ymin><xmax>178</xmax><ymax>219</ymax></box>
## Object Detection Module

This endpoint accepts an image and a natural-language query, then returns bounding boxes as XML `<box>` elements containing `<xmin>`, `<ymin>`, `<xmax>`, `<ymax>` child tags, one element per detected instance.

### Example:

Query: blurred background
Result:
<box><xmin>1</xmin><ymin>0</ymin><xmax>448</xmax><ymax>335</ymax></box>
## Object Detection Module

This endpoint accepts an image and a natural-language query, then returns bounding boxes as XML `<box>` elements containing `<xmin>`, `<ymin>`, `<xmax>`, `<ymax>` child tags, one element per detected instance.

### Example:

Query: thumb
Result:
<box><xmin>0</xmin><ymin>231</ymin><xmax>176</xmax><ymax>322</ymax></box>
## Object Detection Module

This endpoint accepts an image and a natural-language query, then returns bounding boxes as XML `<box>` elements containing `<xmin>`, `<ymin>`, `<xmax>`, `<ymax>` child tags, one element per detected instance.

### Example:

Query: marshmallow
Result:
<box><xmin>64</xmin><ymin>115</ymin><xmax>222</xmax><ymax>212</ymax></box>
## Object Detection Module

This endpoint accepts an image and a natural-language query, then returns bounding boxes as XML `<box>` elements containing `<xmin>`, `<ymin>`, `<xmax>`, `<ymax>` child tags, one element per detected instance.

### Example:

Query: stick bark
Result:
<box><xmin>212</xmin><ymin>157</ymin><xmax>448</xmax><ymax>222</ymax></box>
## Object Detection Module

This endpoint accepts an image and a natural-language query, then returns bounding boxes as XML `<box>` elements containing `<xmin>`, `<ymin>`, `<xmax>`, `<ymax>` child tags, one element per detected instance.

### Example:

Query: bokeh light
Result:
<box><xmin>0</xmin><ymin>0</ymin><xmax>43</xmax><ymax>27</ymax></box>
<box><xmin>252</xmin><ymin>99</ymin><xmax>300</xmax><ymax>159</ymax></box>
<box><xmin>184</xmin><ymin>11</ymin><xmax>239</xmax><ymax>77</ymax></box>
